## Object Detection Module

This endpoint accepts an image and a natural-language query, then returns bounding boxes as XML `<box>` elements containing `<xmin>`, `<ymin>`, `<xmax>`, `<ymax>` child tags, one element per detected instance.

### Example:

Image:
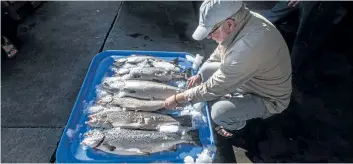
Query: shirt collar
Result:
<box><xmin>220</xmin><ymin>7</ymin><xmax>251</xmax><ymax>48</ymax></box>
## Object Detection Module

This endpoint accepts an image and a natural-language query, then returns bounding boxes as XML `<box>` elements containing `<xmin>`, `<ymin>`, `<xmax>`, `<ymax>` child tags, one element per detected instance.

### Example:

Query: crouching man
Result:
<box><xmin>164</xmin><ymin>0</ymin><xmax>292</xmax><ymax>138</ymax></box>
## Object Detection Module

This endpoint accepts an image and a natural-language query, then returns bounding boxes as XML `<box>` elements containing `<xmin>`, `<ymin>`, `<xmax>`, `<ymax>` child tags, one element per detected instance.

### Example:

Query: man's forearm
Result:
<box><xmin>175</xmin><ymin>93</ymin><xmax>188</xmax><ymax>104</ymax></box>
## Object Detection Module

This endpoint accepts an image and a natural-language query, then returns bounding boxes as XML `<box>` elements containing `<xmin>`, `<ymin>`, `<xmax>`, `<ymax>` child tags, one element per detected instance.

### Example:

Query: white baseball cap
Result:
<box><xmin>192</xmin><ymin>0</ymin><xmax>243</xmax><ymax>40</ymax></box>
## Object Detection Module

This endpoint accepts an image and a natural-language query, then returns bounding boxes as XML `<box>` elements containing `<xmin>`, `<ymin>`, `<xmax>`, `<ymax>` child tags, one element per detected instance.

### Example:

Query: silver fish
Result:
<box><xmin>86</xmin><ymin>105</ymin><xmax>122</xmax><ymax>114</ymax></box>
<box><xmin>149</xmin><ymin>60</ymin><xmax>181</xmax><ymax>72</ymax></box>
<box><xmin>114</xmin><ymin>55</ymin><xmax>160</xmax><ymax>66</ymax></box>
<box><xmin>102</xmin><ymin>79</ymin><xmax>183</xmax><ymax>100</ymax></box>
<box><xmin>114</xmin><ymin>67</ymin><xmax>185</xmax><ymax>82</ymax></box>
<box><xmin>81</xmin><ymin>128</ymin><xmax>200</xmax><ymax>155</ymax></box>
<box><xmin>97</xmin><ymin>95</ymin><xmax>165</xmax><ymax>111</ymax></box>
<box><xmin>85</xmin><ymin>110</ymin><xmax>193</xmax><ymax>130</ymax></box>
<box><xmin>114</xmin><ymin>56</ymin><xmax>181</xmax><ymax>72</ymax></box>
<box><xmin>118</xmin><ymin>60</ymin><xmax>152</xmax><ymax>69</ymax></box>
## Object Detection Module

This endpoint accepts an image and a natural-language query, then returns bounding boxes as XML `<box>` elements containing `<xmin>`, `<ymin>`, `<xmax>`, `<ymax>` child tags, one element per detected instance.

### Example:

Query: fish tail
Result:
<box><xmin>174</xmin><ymin>115</ymin><xmax>193</xmax><ymax>127</ymax></box>
<box><xmin>185</xmin><ymin>130</ymin><xmax>201</xmax><ymax>147</ymax></box>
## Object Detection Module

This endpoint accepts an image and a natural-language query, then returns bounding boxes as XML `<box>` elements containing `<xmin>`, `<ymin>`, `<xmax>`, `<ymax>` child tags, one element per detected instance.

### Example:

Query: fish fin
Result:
<box><xmin>174</xmin><ymin>115</ymin><xmax>193</xmax><ymax>127</ymax></box>
<box><xmin>102</xmin><ymin>143</ymin><xmax>116</xmax><ymax>151</ymax></box>
<box><xmin>145</xmin><ymin>59</ymin><xmax>154</xmax><ymax>67</ymax></box>
<box><xmin>186</xmin><ymin>130</ymin><xmax>201</xmax><ymax>147</ymax></box>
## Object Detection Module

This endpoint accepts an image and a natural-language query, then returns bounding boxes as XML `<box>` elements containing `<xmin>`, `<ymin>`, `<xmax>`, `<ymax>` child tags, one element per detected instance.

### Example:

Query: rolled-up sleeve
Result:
<box><xmin>184</xmin><ymin>37</ymin><xmax>264</xmax><ymax>103</ymax></box>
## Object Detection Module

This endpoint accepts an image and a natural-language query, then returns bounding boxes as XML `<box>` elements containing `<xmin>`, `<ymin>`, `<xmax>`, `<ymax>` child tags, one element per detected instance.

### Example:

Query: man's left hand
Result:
<box><xmin>164</xmin><ymin>95</ymin><xmax>178</xmax><ymax>109</ymax></box>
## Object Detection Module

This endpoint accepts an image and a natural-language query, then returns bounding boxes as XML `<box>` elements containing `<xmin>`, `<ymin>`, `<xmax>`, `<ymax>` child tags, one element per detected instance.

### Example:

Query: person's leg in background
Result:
<box><xmin>291</xmin><ymin>2</ymin><xmax>342</xmax><ymax>88</ymax></box>
<box><xmin>258</xmin><ymin>1</ymin><xmax>298</xmax><ymax>24</ymax></box>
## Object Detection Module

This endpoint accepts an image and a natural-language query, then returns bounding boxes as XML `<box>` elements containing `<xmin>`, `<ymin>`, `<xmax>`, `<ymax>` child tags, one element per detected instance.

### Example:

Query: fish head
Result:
<box><xmin>114</xmin><ymin>58</ymin><xmax>127</xmax><ymax>67</ymax></box>
<box><xmin>117</xmin><ymin>68</ymin><xmax>130</xmax><ymax>75</ymax></box>
<box><xmin>81</xmin><ymin>130</ymin><xmax>105</xmax><ymax>148</ymax></box>
<box><xmin>97</xmin><ymin>95</ymin><xmax>113</xmax><ymax>105</ymax></box>
<box><xmin>86</xmin><ymin>113</ymin><xmax>108</xmax><ymax>127</ymax></box>
<box><xmin>102</xmin><ymin>77</ymin><xmax>125</xmax><ymax>90</ymax></box>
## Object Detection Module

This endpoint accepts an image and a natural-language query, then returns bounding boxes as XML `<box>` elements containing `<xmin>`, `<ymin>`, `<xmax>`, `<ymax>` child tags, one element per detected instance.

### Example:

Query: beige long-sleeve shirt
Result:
<box><xmin>184</xmin><ymin>10</ymin><xmax>292</xmax><ymax>114</ymax></box>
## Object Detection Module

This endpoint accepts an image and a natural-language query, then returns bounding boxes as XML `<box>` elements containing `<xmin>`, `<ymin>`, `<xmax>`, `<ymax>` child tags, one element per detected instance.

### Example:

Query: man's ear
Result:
<box><xmin>226</xmin><ymin>19</ymin><xmax>236</xmax><ymax>32</ymax></box>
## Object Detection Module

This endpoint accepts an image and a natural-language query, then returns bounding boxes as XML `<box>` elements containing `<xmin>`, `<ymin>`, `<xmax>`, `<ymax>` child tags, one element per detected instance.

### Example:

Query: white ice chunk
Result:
<box><xmin>66</xmin><ymin>124</ymin><xmax>81</xmax><ymax>139</ymax></box>
<box><xmin>195</xmin><ymin>148</ymin><xmax>213</xmax><ymax>163</ymax></box>
<box><xmin>184</xmin><ymin>156</ymin><xmax>195</xmax><ymax>163</ymax></box>
<box><xmin>192</xmin><ymin>54</ymin><xmax>204</xmax><ymax>70</ymax></box>
<box><xmin>159</xmin><ymin>125</ymin><xmax>179</xmax><ymax>133</ymax></box>
<box><xmin>185</xmin><ymin>55</ymin><xmax>195</xmax><ymax>63</ymax></box>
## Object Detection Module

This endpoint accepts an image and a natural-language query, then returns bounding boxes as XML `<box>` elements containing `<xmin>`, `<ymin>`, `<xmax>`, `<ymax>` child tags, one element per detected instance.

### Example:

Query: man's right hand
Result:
<box><xmin>187</xmin><ymin>74</ymin><xmax>202</xmax><ymax>89</ymax></box>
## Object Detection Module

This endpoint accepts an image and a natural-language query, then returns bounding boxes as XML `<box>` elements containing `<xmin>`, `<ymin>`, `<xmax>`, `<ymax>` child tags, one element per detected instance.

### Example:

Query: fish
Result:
<box><xmin>97</xmin><ymin>95</ymin><xmax>165</xmax><ymax>111</ymax></box>
<box><xmin>114</xmin><ymin>55</ymin><xmax>178</xmax><ymax>66</ymax></box>
<box><xmin>113</xmin><ymin>55</ymin><xmax>181</xmax><ymax>72</ymax></box>
<box><xmin>148</xmin><ymin>59</ymin><xmax>181</xmax><ymax>72</ymax></box>
<box><xmin>113</xmin><ymin>67</ymin><xmax>186</xmax><ymax>82</ymax></box>
<box><xmin>85</xmin><ymin>110</ymin><xmax>193</xmax><ymax>130</ymax></box>
<box><xmin>86</xmin><ymin>105</ymin><xmax>122</xmax><ymax>114</ymax></box>
<box><xmin>117</xmin><ymin>59</ymin><xmax>152</xmax><ymax>69</ymax></box>
<box><xmin>113</xmin><ymin>55</ymin><xmax>160</xmax><ymax>67</ymax></box>
<box><xmin>101</xmin><ymin>79</ymin><xmax>183</xmax><ymax>100</ymax></box>
<box><xmin>81</xmin><ymin>128</ymin><xmax>201</xmax><ymax>155</ymax></box>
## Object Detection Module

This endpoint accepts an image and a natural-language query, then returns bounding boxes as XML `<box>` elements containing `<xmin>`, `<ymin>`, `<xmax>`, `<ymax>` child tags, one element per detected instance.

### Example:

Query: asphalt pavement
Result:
<box><xmin>1</xmin><ymin>1</ymin><xmax>119</xmax><ymax>162</ymax></box>
<box><xmin>1</xmin><ymin>1</ymin><xmax>233</xmax><ymax>162</ymax></box>
<box><xmin>2</xmin><ymin>1</ymin><xmax>353</xmax><ymax>163</ymax></box>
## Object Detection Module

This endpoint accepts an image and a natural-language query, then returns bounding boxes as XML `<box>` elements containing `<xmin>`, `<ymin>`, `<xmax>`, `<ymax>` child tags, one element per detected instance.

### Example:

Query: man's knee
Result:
<box><xmin>210</xmin><ymin>100</ymin><xmax>232</xmax><ymax>125</ymax></box>
<box><xmin>211</xmin><ymin>101</ymin><xmax>247</xmax><ymax>130</ymax></box>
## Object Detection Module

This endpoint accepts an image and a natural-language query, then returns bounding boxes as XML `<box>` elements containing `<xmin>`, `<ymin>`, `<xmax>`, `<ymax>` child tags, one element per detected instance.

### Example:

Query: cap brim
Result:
<box><xmin>192</xmin><ymin>25</ymin><xmax>212</xmax><ymax>41</ymax></box>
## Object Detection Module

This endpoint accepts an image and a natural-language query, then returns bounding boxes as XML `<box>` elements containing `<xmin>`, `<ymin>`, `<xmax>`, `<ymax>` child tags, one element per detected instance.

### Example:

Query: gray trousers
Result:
<box><xmin>199</xmin><ymin>62</ymin><xmax>272</xmax><ymax>131</ymax></box>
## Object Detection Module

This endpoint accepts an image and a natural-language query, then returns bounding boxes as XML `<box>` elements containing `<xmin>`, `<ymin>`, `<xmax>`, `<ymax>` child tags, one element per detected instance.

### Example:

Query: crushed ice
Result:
<box><xmin>158</xmin><ymin>125</ymin><xmax>180</xmax><ymax>133</ymax></box>
<box><xmin>184</xmin><ymin>156</ymin><xmax>195</xmax><ymax>164</ymax></box>
<box><xmin>192</xmin><ymin>54</ymin><xmax>204</xmax><ymax>71</ymax></box>
<box><xmin>179</xmin><ymin>104</ymin><xmax>202</xmax><ymax>118</ymax></box>
<box><xmin>195</xmin><ymin>148</ymin><xmax>213</xmax><ymax>163</ymax></box>
<box><xmin>169</xmin><ymin>80</ymin><xmax>186</xmax><ymax>88</ymax></box>
<box><xmin>183</xmin><ymin>148</ymin><xmax>213</xmax><ymax>164</ymax></box>
<box><xmin>66</xmin><ymin>124</ymin><xmax>82</xmax><ymax>139</ymax></box>
<box><xmin>95</xmin><ymin>85</ymin><xmax>110</xmax><ymax>99</ymax></box>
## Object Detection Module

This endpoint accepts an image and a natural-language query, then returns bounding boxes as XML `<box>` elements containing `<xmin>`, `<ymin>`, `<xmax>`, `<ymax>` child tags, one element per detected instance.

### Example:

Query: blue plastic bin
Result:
<box><xmin>56</xmin><ymin>50</ymin><xmax>216</xmax><ymax>163</ymax></box>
